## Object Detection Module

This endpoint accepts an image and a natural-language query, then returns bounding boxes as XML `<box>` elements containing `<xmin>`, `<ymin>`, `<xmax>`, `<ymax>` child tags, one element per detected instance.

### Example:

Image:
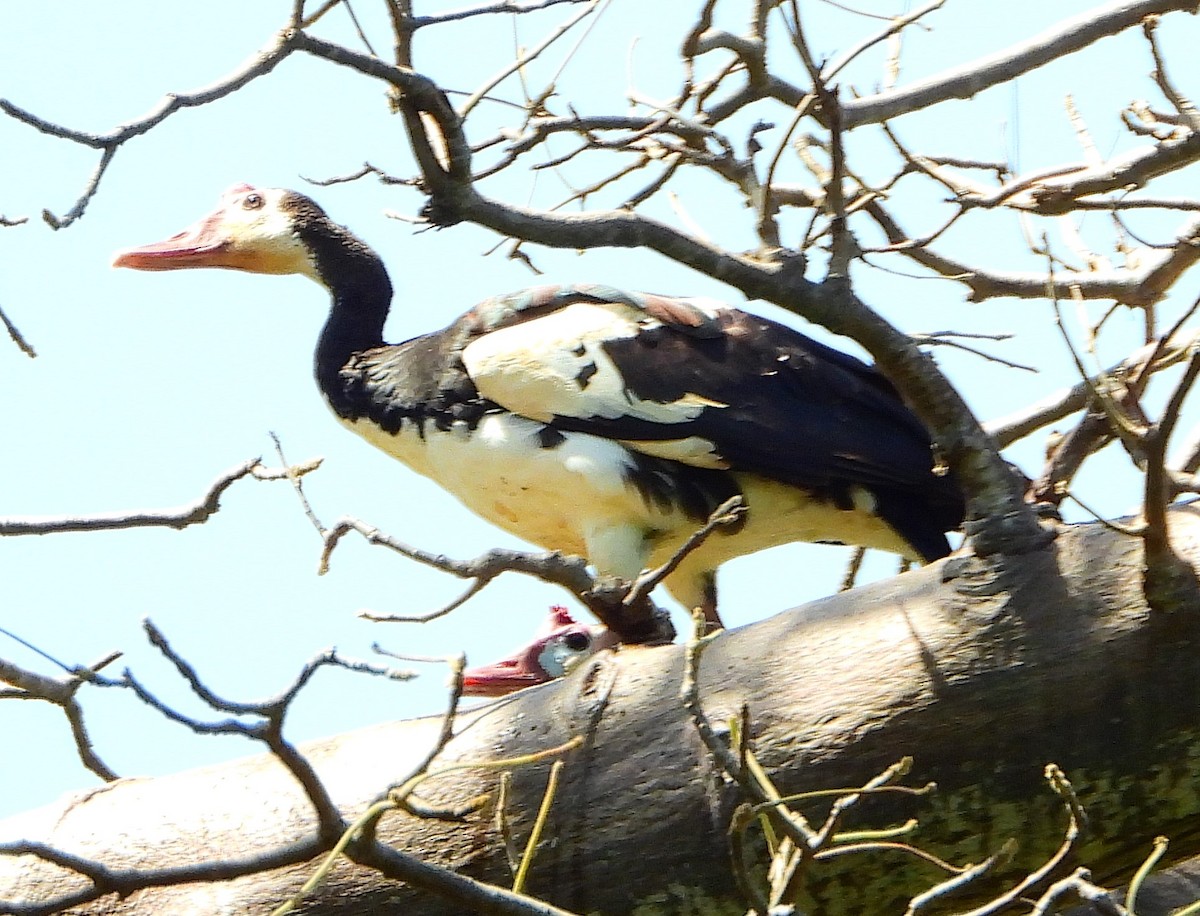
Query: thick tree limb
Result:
<box><xmin>4</xmin><ymin>510</ymin><xmax>1200</xmax><ymax>914</ymax></box>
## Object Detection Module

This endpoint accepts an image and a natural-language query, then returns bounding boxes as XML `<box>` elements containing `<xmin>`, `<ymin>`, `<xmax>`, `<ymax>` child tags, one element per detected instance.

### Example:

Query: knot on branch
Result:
<box><xmin>420</xmin><ymin>196</ymin><xmax>464</xmax><ymax>228</ymax></box>
<box><xmin>584</xmin><ymin>579</ymin><xmax>676</xmax><ymax>645</ymax></box>
<box><xmin>962</xmin><ymin>508</ymin><xmax>1057</xmax><ymax>559</ymax></box>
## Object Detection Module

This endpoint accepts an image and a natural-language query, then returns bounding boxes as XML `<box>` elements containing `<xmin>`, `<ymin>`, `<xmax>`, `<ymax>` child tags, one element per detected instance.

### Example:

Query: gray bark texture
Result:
<box><xmin>3</xmin><ymin>509</ymin><xmax>1200</xmax><ymax>915</ymax></box>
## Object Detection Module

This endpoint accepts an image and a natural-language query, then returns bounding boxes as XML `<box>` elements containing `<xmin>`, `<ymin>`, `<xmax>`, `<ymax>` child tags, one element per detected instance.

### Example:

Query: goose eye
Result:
<box><xmin>243</xmin><ymin>193</ymin><xmax>264</xmax><ymax>210</ymax></box>
<box><xmin>563</xmin><ymin>631</ymin><xmax>591</xmax><ymax>652</ymax></box>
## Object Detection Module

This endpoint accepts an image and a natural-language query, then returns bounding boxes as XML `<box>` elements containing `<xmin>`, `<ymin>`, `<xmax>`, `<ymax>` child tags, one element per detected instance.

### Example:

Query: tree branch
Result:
<box><xmin>0</xmin><ymin>29</ymin><xmax>298</xmax><ymax>227</ymax></box>
<box><xmin>840</xmin><ymin>0</ymin><xmax>1200</xmax><ymax>129</ymax></box>
<box><xmin>0</xmin><ymin>457</ymin><xmax>320</xmax><ymax>536</ymax></box>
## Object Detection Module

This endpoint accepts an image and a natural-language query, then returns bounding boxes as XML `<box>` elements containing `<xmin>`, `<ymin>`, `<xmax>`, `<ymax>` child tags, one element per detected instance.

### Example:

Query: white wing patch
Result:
<box><xmin>619</xmin><ymin>436</ymin><xmax>729</xmax><ymax>469</ymax></box>
<box><xmin>462</xmin><ymin>301</ymin><xmax>724</xmax><ymax>427</ymax></box>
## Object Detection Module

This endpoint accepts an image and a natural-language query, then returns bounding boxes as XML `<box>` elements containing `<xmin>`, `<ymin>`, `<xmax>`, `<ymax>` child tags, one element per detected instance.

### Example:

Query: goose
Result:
<box><xmin>462</xmin><ymin>606</ymin><xmax>618</xmax><ymax>697</ymax></box>
<box><xmin>113</xmin><ymin>184</ymin><xmax>964</xmax><ymax>632</ymax></box>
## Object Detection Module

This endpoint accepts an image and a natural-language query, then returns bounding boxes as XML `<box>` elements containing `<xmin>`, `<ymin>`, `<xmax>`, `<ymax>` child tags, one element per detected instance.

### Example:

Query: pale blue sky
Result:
<box><xmin>2</xmin><ymin>1</ymin><xmax>1197</xmax><ymax>821</ymax></box>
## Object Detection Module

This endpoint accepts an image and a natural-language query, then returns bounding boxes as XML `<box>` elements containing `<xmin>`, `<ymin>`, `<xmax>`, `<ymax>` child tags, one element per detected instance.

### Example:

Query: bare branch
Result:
<box><xmin>0</xmin><ymin>29</ymin><xmax>297</xmax><ymax>227</ymax></box>
<box><xmin>866</xmin><ymin>200</ymin><xmax>1200</xmax><ymax>306</ymax></box>
<box><xmin>986</xmin><ymin>331</ymin><xmax>1200</xmax><ymax>448</ymax></box>
<box><xmin>346</xmin><ymin>815</ymin><xmax>584</xmax><ymax>916</ymax></box>
<box><xmin>820</xmin><ymin>0</ymin><xmax>946</xmax><ymax>83</ymax></box>
<box><xmin>362</xmin><ymin>578</ymin><xmax>489</xmax><ymax>625</ymax></box>
<box><xmin>0</xmin><ymin>301</ymin><xmax>35</xmax><ymax>358</ymax></box>
<box><xmin>269</xmin><ymin>432</ymin><xmax>327</xmax><ymax>536</ymax></box>
<box><xmin>511</xmin><ymin>759</ymin><xmax>565</xmax><ymax>895</ymax></box>
<box><xmin>840</xmin><ymin>0</ymin><xmax>1200</xmax><ymax>129</ymax></box>
<box><xmin>622</xmin><ymin>497</ymin><xmax>745</xmax><ymax>611</ymax></box>
<box><xmin>1143</xmin><ymin>14</ymin><xmax>1200</xmax><ymax>133</ymax></box>
<box><xmin>1126</xmin><ymin>835</ymin><xmax>1171</xmax><ymax>915</ymax></box>
<box><xmin>121</xmin><ymin>620</ymin><xmax>410</xmax><ymax>846</ymax></box>
<box><xmin>408</xmin><ymin>0</ymin><xmax>593</xmax><ymax>29</ymax></box>
<box><xmin>321</xmin><ymin>515</ymin><xmax>671</xmax><ymax>643</ymax></box>
<box><xmin>912</xmin><ymin>331</ymin><xmax>1036</xmax><ymax>373</ymax></box>
<box><xmin>0</xmin><ymin>457</ymin><xmax>320</xmax><ymax>536</ymax></box>
<box><xmin>950</xmin><ymin>765</ymin><xmax>1087</xmax><ymax>916</ymax></box>
<box><xmin>459</xmin><ymin>0</ymin><xmax>604</xmax><ymax>118</ymax></box>
<box><xmin>1141</xmin><ymin>347</ymin><xmax>1200</xmax><ymax>610</ymax></box>
<box><xmin>679</xmin><ymin>615</ymin><xmax>817</xmax><ymax>853</ymax></box>
<box><xmin>0</xmin><ymin>837</ymin><xmax>326</xmax><ymax>915</ymax></box>
<box><xmin>0</xmin><ymin>645</ymin><xmax>122</xmax><ymax>782</ymax></box>
<box><xmin>1020</xmin><ymin>136</ymin><xmax>1200</xmax><ymax>215</ymax></box>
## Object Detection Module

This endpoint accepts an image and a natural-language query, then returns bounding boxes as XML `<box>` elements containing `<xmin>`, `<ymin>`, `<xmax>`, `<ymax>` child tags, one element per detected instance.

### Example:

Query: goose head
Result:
<box><xmin>113</xmin><ymin>184</ymin><xmax>326</xmax><ymax>281</ymax></box>
<box><xmin>462</xmin><ymin>606</ymin><xmax>618</xmax><ymax>697</ymax></box>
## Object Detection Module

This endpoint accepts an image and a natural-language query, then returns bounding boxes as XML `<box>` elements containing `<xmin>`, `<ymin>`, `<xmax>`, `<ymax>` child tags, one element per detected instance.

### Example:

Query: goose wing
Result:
<box><xmin>459</xmin><ymin>285</ymin><xmax>959</xmax><ymax>523</ymax></box>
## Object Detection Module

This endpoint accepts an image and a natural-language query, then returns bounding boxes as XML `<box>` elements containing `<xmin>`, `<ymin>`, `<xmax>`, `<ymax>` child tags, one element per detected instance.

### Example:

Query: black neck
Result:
<box><xmin>302</xmin><ymin>221</ymin><xmax>393</xmax><ymax>408</ymax></box>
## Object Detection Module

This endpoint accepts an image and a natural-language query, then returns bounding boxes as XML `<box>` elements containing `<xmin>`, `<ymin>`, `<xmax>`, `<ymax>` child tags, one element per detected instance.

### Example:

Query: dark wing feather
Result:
<box><xmin>328</xmin><ymin>331</ymin><xmax>495</xmax><ymax>432</ymax></box>
<box><xmin>575</xmin><ymin>312</ymin><xmax>957</xmax><ymax>510</ymax></box>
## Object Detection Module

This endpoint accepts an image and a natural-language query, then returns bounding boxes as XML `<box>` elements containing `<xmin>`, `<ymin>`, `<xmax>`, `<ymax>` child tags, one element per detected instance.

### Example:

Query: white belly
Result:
<box><xmin>338</xmin><ymin>411</ymin><xmax>915</xmax><ymax>612</ymax></box>
<box><xmin>338</xmin><ymin>413</ymin><xmax>682</xmax><ymax>558</ymax></box>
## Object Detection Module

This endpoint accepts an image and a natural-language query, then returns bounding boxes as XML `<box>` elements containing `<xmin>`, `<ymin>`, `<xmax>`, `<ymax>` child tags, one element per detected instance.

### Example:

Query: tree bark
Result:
<box><xmin>4</xmin><ymin>510</ymin><xmax>1200</xmax><ymax>915</ymax></box>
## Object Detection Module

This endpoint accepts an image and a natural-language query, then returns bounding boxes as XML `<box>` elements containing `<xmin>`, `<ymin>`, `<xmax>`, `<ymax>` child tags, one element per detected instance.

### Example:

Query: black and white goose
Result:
<box><xmin>462</xmin><ymin>606</ymin><xmax>619</xmax><ymax>697</ymax></box>
<box><xmin>113</xmin><ymin>184</ymin><xmax>964</xmax><ymax>631</ymax></box>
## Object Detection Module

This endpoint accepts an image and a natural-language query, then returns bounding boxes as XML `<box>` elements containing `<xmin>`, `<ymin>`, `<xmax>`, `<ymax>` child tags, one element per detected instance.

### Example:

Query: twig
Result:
<box><xmin>986</xmin><ymin>332</ymin><xmax>1200</xmax><ymax>448</ymax></box>
<box><xmin>0</xmin><ymin>301</ymin><xmax>36</xmax><ymax>357</ymax></box>
<box><xmin>341</xmin><ymin>0</ymin><xmax>377</xmax><ymax>55</ymax></box>
<box><xmin>0</xmin><ymin>458</ymin><xmax>318</xmax><ymax>536</ymax></box>
<box><xmin>275</xmin><ymin>731</ymin><xmax>584</xmax><ymax>916</ymax></box>
<box><xmin>124</xmin><ymin>620</ymin><xmax>412</xmax><ymax>844</ymax></box>
<box><xmin>1</xmin><ymin>29</ymin><xmax>299</xmax><ymax>227</ymax></box>
<box><xmin>903</xmin><ymin>840</ymin><xmax>1018</xmax><ymax>914</ymax></box>
<box><xmin>0</xmin><ymin>837</ymin><xmax>327</xmax><ymax>915</ymax></box>
<box><xmin>459</xmin><ymin>0</ymin><xmax>604</xmax><ymax>118</ymax></box>
<box><xmin>753</xmin><ymin>780</ymin><xmax>935</xmax><ymax>816</ymax></box>
<box><xmin>0</xmin><ymin>643</ymin><xmax>123</xmax><ymax>781</ymax></box>
<box><xmin>839</xmin><ymin>547</ymin><xmax>865</xmax><ymax>592</ymax></box>
<box><xmin>1027</xmin><ymin>867</ymin><xmax>1127</xmax><ymax>915</ymax></box>
<box><xmin>396</xmin><ymin>653</ymin><xmax>466</xmax><ymax>792</ymax></box>
<box><xmin>362</xmin><ymin>578</ymin><xmax>488</xmax><ymax>624</ymax></box>
<box><xmin>623</xmin><ymin>497</ymin><xmax>745</xmax><ymax>609</ymax></box>
<box><xmin>269</xmin><ymin>432</ymin><xmax>326</xmax><ymax>536</ymax></box>
<box><xmin>1140</xmin><ymin>346</ymin><xmax>1200</xmax><ymax>610</ymax></box>
<box><xmin>331</xmin><ymin>501</ymin><xmax>766</xmax><ymax>644</ymax></box>
<box><xmin>304</xmin><ymin>161</ymin><xmax>416</xmax><ymax>187</ymax></box>
<box><xmin>0</xmin><ymin>624</ymin><xmax>440</xmax><ymax>915</ymax></box>
<box><xmin>951</xmin><ymin>764</ymin><xmax>1086</xmax><ymax>916</ymax></box>
<box><xmin>512</xmin><ymin>759</ymin><xmax>565</xmax><ymax>894</ymax></box>
<box><xmin>679</xmin><ymin>611</ymin><xmax>816</xmax><ymax>852</ymax></box>
<box><xmin>759</xmin><ymin>93</ymin><xmax>817</xmax><ymax>249</ymax></box>
<box><xmin>407</xmin><ymin>0</ymin><xmax>592</xmax><ymax>29</ymax></box>
<box><xmin>322</xmin><ymin>514</ymin><xmax>586</xmax><ymax>597</ymax></box>
<box><xmin>820</xmin><ymin>0</ymin><xmax>946</xmax><ymax>83</ymax></box>
<box><xmin>1126</xmin><ymin>835</ymin><xmax>1170</xmax><ymax>915</ymax></box>
<box><xmin>864</xmin><ymin>197</ymin><xmax>1200</xmax><ymax>306</ymax></box>
<box><xmin>840</xmin><ymin>0</ymin><xmax>1200</xmax><ymax>129</ymax></box>
<box><xmin>912</xmin><ymin>330</ymin><xmax>1037</xmax><ymax>373</ymax></box>
<box><xmin>495</xmin><ymin>772</ymin><xmax>522</xmax><ymax>875</ymax></box>
<box><xmin>1143</xmin><ymin>16</ymin><xmax>1200</xmax><ymax>133</ymax></box>
<box><xmin>809</xmin><ymin>757</ymin><xmax>914</xmax><ymax>848</ymax></box>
